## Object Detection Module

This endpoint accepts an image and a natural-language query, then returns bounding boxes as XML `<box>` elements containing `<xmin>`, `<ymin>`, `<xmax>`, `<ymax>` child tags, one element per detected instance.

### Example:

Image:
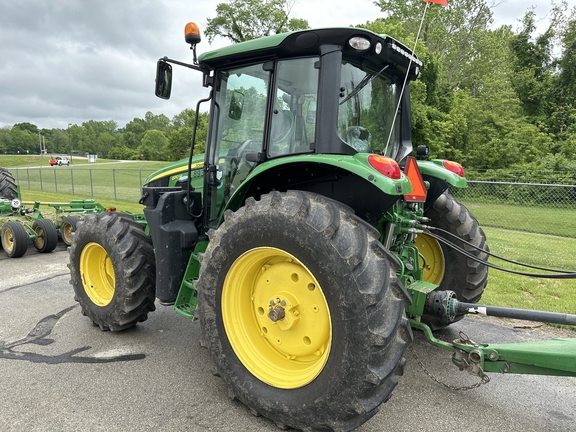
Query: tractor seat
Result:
<box><xmin>270</xmin><ymin>110</ymin><xmax>295</xmax><ymax>144</ymax></box>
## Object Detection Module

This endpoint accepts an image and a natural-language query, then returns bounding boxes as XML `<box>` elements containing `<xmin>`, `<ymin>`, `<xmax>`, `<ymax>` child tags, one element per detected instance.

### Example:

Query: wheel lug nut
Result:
<box><xmin>267</xmin><ymin>306</ymin><xmax>285</xmax><ymax>322</ymax></box>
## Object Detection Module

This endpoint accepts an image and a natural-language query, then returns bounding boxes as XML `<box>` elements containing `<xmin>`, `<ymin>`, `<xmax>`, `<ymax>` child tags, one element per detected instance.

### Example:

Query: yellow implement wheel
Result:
<box><xmin>222</xmin><ymin>247</ymin><xmax>331</xmax><ymax>389</ymax></box>
<box><xmin>60</xmin><ymin>216</ymin><xmax>81</xmax><ymax>246</ymax></box>
<box><xmin>1</xmin><ymin>221</ymin><xmax>28</xmax><ymax>258</ymax></box>
<box><xmin>80</xmin><ymin>242</ymin><xmax>115</xmax><ymax>306</ymax></box>
<box><xmin>415</xmin><ymin>233</ymin><xmax>445</xmax><ymax>285</ymax></box>
<box><xmin>31</xmin><ymin>219</ymin><xmax>58</xmax><ymax>253</ymax></box>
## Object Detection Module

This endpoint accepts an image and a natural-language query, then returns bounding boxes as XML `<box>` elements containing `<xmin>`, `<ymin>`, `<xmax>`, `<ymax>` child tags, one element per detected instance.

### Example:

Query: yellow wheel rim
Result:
<box><xmin>33</xmin><ymin>225</ymin><xmax>46</xmax><ymax>249</ymax></box>
<box><xmin>61</xmin><ymin>222</ymin><xmax>74</xmax><ymax>245</ymax></box>
<box><xmin>222</xmin><ymin>247</ymin><xmax>332</xmax><ymax>389</ymax></box>
<box><xmin>2</xmin><ymin>227</ymin><xmax>15</xmax><ymax>254</ymax></box>
<box><xmin>80</xmin><ymin>242</ymin><xmax>115</xmax><ymax>306</ymax></box>
<box><xmin>416</xmin><ymin>233</ymin><xmax>445</xmax><ymax>285</ymax></box>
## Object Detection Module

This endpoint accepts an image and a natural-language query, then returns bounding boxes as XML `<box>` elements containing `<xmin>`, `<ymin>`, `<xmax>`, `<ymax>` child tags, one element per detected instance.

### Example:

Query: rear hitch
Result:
<box><xmin>423</xmin><ymin>289</ymin><xmax>576</xmax><ymax>327</ymax></box>
<box><xmin>412</xmin><ymin>290</ymin><xmax>576</xmax><ymax>378</ymax></box>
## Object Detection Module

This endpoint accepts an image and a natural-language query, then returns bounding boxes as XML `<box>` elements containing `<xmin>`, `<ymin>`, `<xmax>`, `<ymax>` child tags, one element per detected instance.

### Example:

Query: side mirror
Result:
<box><xmin>155</xmin><ymin>60</ymin><xmax>173</xmax><ymax>100</ymax></box>
<box><xmin>229</xmin><ymin>90</ymin><xmax>244</xmax><ymax>120</ymax></box>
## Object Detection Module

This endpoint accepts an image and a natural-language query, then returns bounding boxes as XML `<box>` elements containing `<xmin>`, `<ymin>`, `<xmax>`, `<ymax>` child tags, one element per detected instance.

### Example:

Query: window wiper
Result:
<box><xmin>339</xmin><ymin>65</ymin><xmax>389</xmax><ymax>105</ymax></box>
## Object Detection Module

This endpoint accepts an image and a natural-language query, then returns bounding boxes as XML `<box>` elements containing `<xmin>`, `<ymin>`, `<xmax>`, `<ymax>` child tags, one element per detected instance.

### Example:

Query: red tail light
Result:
<box><xmin>368</xmin><ymin>155</ymin><xmax>402</xmax><ymax>179</ymax></box>
<box><xmin>442</xmin><ymin>160</ymin><xmax>465</xmax><ymax>177</ymax></box>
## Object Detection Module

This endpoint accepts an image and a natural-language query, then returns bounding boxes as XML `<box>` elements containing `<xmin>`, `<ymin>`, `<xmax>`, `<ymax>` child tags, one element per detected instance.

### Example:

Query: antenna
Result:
<box><xmin>384</xmin><ymin>0</ymin><xmax>447</xmax><ymax>156</ymax></box>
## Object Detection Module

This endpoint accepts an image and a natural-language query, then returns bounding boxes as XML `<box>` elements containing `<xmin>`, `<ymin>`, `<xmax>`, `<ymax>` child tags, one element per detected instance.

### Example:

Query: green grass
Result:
<box><xmin>462</xmin><ymin>201</ymin><xmax>576</xmax><ymax>238</ymax></box>
<box><xmin>481</xmin><ymin>226</ymin><xmax>576</xmax><ymax>317</ymax></box>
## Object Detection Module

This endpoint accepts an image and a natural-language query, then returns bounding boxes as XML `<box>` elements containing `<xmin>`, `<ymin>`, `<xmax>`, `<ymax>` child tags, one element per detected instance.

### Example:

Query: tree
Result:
<box><xmin>13</xmin><ymin>122</ymin><xmax>39</xmax><ymax>135</ymax></box>
<box><xmin>144</xmin><ymin>111</ymin><xmax>171</xmax><ymax>132</ymax></box>
<box><xmin>121</xmin><ymin>131</ymin><xmax>140</xmax><ymax>149</ymax></box>
<box><xmin>205</xmin><ymin>0</ymin><xmax>309</xmax><ymax>44</ymax></box>
<box><xmin>46</xmin><ymin>129</ymin><xmax>70</xmax><ymax>154</ymax></box>
<box><xmin>172</xmin><ymin>108</ymin><xmax>197</xmax><ymax>129</ymax></box>
<box><xmin>138</xmin><ymin>129</ymin><xmax>168</xmax><ymax>160</ymax></box>
<box><xmin>9</xmin><ymin>128</ymin><xmax>38</xmax><ymax>154</ymax></box>
<box><xmin>509</xmin><ymin>10</ymin><xmax>557</xmax><ymax>120</ymax></box>
<box><xmin>375</xmin><ymin>0</ymin><xmax>495</xmax><ymax>90</ymax></box>
<box><xmin>0</xmin><ymin>127</ymin><xmax>10</xmax><ymax>154</ymax></box>
<box><xmin>166</xmin><ymin>112</ymin><xmax>209</xmax><ymax>160</ymax></box>
<box><xmin>107</xmin><ymin>144</ymin><xmax>138</xmax><ymax>160</ymax></box>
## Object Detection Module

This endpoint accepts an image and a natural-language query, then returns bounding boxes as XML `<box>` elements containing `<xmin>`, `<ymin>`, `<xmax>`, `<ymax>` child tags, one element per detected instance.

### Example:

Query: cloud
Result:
<box><xmin>0</xmin><ymin>0</ymin><xmax>215</xmax><ymax>129</ymax></box>
<box><xmin>0</xmin><ymin>0</ymin><xmax>572</xmax><ymax>130</ymax></box>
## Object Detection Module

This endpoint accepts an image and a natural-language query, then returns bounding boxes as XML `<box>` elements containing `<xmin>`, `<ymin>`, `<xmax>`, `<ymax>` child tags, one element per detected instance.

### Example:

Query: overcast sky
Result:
<box><xmin>0</xmin><ymin>0</ymin><xmax>572</xmax><ymax>130</ymax></box>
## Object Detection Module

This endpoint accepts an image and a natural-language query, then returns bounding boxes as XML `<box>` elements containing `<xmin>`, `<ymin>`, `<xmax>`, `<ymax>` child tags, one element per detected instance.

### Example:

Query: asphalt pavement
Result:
<box><xmin>0</xmin><ymin>247</ymin><xmax>574</xmax><ymax>432</ymax></box>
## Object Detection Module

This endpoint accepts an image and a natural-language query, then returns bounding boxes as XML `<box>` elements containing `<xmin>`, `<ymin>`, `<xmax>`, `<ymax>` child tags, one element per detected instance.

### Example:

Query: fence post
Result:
<box><xmin>113</xmin><ymin>164</ymin><xmax>117</xmax><ymax>200</ymax></box>
<box><xmin>139</xmin><ymin>164</ymin><xmax>143</xmax><ymax>189</ymax></box>
<box><xmin>39</xmin><ymin>167</ymin><xmax>43</xmax><ymax>191</ymax></box>
<box><xmin>89</xmin><ymin>166</ymin><xmax>94</xmax><ymax>198</ymax></box>
<box><xmin>70</xmin><ymin>166</ymin><xmax>74</xmax><ymax>195</ymax></box>
<box><xmin>26</xmin><ymin>167</ymin><xmax>30</xmax><ymax>189</ymax></box>
<box><xmin>53</xmin><ymin>168</ymin><xmax>58</xmax><ymax>193</ymax></box>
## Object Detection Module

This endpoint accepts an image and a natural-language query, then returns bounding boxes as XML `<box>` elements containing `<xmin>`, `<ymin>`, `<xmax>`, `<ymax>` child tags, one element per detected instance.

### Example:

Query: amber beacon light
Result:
<box><xmin>185</xmin><ymin>22</ymin><xmax>201</xmax><ymax>45</ymax></box>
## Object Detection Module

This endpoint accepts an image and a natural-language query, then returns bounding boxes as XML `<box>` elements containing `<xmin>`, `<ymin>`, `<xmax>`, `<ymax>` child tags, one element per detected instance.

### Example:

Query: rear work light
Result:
<box><xmin>442</xmin><ymin>160</ymin><xmax>465</xmax><ymax>178</ymax></box>
<box><xmin>349</xmin><ymin>36</ymin><xmax>371</xmax><ymax>51</ymax></box>
<box><xmin>368</xmin><ymin>155</ymin><xmax>402</xmax><ymax>180</ymax></box>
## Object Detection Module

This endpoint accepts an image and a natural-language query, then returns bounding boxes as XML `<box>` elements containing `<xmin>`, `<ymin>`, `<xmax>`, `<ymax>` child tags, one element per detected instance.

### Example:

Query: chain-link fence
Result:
<box><xmin>452</xmin><ymin>180</ymin><xmax>576</xmax><ymax>239</ymax></box>
<box><xmin>14</xmin><ymin>165</ymin><xmax>576</xmax><ymax>237</ymax></box>
<box><xmin>12</xmin><ymin>165</ymin><xmax>157</xmax><ymax>202</ymax></box>
<box><xmin>451</xmin><ymin>179</ymin><xmax>576</xmax><ymax>309</ymax></box>
<box><xmin>12</xmin><ymin>165</ymin><xmax>576</xmax><ymax>267</ymax></box>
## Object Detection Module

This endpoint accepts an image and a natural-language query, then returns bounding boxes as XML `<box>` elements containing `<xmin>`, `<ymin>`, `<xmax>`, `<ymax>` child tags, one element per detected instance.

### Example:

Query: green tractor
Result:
<box><xmin>68</xmin><ymin>24</ymin><xmax>576</xmax><ymax>431</ymax></box>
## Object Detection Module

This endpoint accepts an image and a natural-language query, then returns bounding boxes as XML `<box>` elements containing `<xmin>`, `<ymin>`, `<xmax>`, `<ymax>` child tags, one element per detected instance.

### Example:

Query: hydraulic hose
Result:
<box><xmin>427</xmin><ymin>225</ymin><xmax>575</xmax><ymax>274</ymax></box>
<box><xmin>420</xmin><ymin>229</ymin><xmax>576</xmax><ymax>279</ymax></box>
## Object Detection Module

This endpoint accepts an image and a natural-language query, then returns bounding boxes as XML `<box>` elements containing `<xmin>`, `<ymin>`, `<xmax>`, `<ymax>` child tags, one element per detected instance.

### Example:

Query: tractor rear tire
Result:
<box><xmin>0</xmin><ymin>168</ymin><xmax>18</xmax><ymax>200</ymax></box>
<box><xmin>418</xmin><ymin>192</ymin><xmax>489</xmax><ymax>329</ymax></box>
<box><xmin>1</xmin><ymin>221</ymin><xmax>29</xmax><ymax>258</ymax></box>
<box><xmin>60</xmin><ymin>215</ymin><xmax>81</xmax><ymax>246</ymax></box>
<box><xmin>32</xmin><ymin>219</ymin><xmax>59</xmax><ymax>253</ymax></box>
<box><xmin>197</xmin><ymin>190</ymin><xmax>411</xmax><ymax>432</ymax></box>
<box><xmin>69</xmin><ymin>212</ymin><xmax>156</xmax><ymax>331</ymax></box>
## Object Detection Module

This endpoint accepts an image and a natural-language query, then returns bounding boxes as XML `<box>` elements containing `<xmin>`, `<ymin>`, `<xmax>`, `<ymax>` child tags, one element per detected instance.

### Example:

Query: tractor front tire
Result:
<box><xmin>1</xmin><ymin>221</ymin><xmax>29</xmax><ymax>258</ymax></box>
<box><xmin>0</xmin><ymin>168</ymin><xmax>18</xmax><ymax>200</ymax></box>
<box><xmin>32</xmin><ymin>219</ymin><xmax>59</xmax><ymax>253</ymax></box>
<box><xmin>197</xmin><ymin>191</ymin><xmax>411</xmax><ymax>431</ymax></box>
<box><xmin>69</xmin><ymin>213</ymin><xmax>156</xmax><ymax>331</ymax></box>
<box><xmin>417</xmin><ymin>192</ymin><xmax>489</xmax><ymax>329</ymax></box>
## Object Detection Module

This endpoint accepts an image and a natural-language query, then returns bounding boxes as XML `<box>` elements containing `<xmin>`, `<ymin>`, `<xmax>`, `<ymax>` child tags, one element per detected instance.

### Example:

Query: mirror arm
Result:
<box><xmin>159</xmin><ymin>56</ymin><xmax>205</xmax><ymax>73</ymax></box>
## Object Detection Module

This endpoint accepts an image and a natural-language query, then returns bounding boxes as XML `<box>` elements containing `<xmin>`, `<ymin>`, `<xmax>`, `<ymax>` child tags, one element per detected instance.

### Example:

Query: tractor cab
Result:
<box><xmin>154</xmin><ymin>26</ymin><xmax>423</xmax><ymax>229</ymax></box>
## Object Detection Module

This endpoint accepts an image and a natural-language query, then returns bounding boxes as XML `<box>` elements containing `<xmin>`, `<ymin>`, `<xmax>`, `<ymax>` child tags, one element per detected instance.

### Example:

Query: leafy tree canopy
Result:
<box><xmin>205</xmin><ymin>0</ymin><xmax>309</xmax><ymax>44</ymax></box>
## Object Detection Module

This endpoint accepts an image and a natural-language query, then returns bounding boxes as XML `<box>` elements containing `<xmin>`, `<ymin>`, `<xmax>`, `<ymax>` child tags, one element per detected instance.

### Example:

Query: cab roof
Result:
<box><xmin>198</xmin><ymin>27</ymin><xmax>421</xmax><ymax>80</ymax></box>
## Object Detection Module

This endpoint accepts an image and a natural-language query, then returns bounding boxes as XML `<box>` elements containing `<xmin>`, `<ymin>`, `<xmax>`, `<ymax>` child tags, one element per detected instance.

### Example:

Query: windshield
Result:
<box><xmin>338</xmin><ymin>62</ymin><xmax>399</xmax><ymax>157</ymax></box>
